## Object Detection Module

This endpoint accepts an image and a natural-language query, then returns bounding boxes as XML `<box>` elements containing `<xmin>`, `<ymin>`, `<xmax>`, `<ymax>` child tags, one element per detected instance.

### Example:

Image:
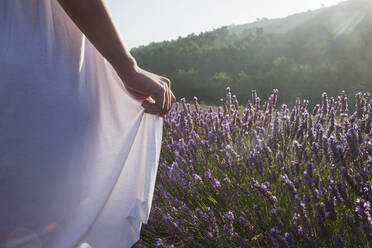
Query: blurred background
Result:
<box><xmin>107</xmin><ymin>0</ymin><xmax>372</xmax><ymax>108</ymax></box>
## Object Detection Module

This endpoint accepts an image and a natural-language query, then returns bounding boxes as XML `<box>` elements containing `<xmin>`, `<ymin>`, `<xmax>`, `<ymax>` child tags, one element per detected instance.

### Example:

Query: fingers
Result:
<box><xmin>171</xmin><ymin>91</ymin><xmax>176</xmax><ymax>105</ymax></box>
<box><xmin>143</xmin><ymin>104</ymin><xmax>161</xmax><ymax>115</ymax></box>
<box><xmin>167</xmin><ymin>86</ymin><xmax>171</xmax><ymax>114</ymax></box>
<box><xmin>142</xmin><ymin>98</ymin><xmax>161</xmax><ymax>115</ymax></box>
<box><xmin>161</xmin><ymin>85</ymin><xmax>170</xmax><ymax>116</ymax></box>
<box><xmin>142</xmin><ymin>76</ymin><xmax>176</xmax><ymax>117</ymax></box>
<box><xmin>161</xmin><ymin>77</ymin><xmax>171</xmax><ymax>87</ymax></box>
<box><xmin>160</xmin><ymin>86</ymin><xmax>176</xmax><ymax>117</ymax></box>
<box><xmin>142</xmin><ymin>84</ymin><xmax>165</xmax><ymax>116</ymax></box>
<box><xmin>159</xmin><ymin>84</ymin><xmax>166</xmax><ymax>114</ymax></box>
<box><xmin>157</xmin><ymin>80</ymin><xmax>169</xmax><ymax>116</ymax></box>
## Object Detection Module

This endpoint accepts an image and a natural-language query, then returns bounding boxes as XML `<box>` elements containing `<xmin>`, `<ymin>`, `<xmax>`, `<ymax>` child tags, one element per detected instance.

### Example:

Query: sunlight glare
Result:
<box><xmin>334</xmin><ymin>10</ymin><xmax>367</xmax><ymax>37</ymax></box>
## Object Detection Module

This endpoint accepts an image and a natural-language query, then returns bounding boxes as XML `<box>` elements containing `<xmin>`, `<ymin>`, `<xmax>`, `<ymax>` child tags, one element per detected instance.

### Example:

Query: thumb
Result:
<box><xmin>141</xmin><ymin>97</ymin><xmax>155</xmax><ymax>108</ymax></box>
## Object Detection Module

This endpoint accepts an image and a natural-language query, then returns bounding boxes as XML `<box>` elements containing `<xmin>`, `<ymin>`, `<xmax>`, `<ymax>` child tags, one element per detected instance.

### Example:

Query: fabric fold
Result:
<box><xmin>0</xmin><ymin>1</ymin><xmax>163</xmax><ymax>247</ymax></box>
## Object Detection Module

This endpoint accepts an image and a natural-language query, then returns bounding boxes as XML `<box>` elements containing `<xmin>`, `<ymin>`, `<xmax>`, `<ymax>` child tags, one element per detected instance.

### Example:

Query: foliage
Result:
<box><xmin>131</xmin><ymin>0</ymin><xmax>372</xmax><ymax>109</ymax></box>
<box><xmin>134</xmin><ymin>88</ymin><xmax>372</xmax><ymax>248</ymax></box>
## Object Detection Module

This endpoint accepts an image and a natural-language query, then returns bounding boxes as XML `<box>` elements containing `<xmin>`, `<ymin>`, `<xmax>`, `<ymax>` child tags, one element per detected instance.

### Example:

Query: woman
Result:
<box><xmin>0</xmin><ymin>0</ymin><xmax>175</xmax><ymax>247</ymax></box>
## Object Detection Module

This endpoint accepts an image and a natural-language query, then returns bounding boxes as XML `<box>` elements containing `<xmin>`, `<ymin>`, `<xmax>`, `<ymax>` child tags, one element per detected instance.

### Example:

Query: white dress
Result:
<box><xmin>0</xmin><ymin>1</ymin><xmax>163</xmax><ymax>247</ymax></box>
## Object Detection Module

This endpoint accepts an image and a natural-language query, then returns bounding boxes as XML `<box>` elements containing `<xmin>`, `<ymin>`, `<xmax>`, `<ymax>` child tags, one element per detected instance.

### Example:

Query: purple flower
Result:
<box><xmin>156</xmin><ymin>238</ymin><xmax>166</xmax><ymax>248</ymax></box>
<box><xmin>142</xmin><ymin>89</ymin><xmax>372</xmax><ymax>246</ymax></box>
<box><xmin>212</xmin><ymin>179</ymin><xmax>221</xmax><ymax>190</ymax></box>
<box><xmin>225</xmin><ymin>211</ymin><xmax>234</xmax><ymax>221</ymax></box>
<box><xmin>192</xmin><ymin>173</ymin><xmax>203</xmax><ymax>184</ymax></box>
<box><xmin>203</xmin><ymin>168</ymin><xmax>212</xmax><ymax>181</ymax></box>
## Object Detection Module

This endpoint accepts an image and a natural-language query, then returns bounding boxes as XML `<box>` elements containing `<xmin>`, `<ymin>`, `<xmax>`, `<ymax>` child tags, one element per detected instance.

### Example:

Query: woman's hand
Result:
<box><xmin>117</xmin><ymin>66</ymin><xmax>176</xmax><ymax>117</ymax></box>
<box><xmin>56</xmin><ymin>0</ymin><xmax>176</xmax><ymax>117</ymax></box>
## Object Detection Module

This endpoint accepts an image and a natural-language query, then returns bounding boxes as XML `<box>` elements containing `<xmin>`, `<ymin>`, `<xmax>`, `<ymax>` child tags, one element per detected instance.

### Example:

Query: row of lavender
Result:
<box><xmin>135</xmin><ymin>88</ymin><xmax>371</xmax><ymax>248</ymax></box>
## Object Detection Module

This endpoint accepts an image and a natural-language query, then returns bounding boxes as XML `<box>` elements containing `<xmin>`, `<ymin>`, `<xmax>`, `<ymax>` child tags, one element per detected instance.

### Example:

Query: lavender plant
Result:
<box><xmin>134</xmin><ymin>88</ymin><xmax>372</xmax><ymax>248</ymax></box>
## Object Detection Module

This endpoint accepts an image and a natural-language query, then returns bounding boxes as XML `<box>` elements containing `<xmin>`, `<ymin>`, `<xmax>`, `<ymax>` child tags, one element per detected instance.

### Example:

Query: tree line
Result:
<box><xmin>131</xmin><ymin>0</ymin><xmax>372</xmax><ymax>108</ymax></box>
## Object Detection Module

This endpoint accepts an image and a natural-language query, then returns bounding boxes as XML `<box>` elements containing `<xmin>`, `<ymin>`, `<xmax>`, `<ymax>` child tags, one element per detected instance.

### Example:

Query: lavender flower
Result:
<box><xmin>135</xmin><ymin>88</ymin><xmax>371</xmax><ymax>248</ymax></box>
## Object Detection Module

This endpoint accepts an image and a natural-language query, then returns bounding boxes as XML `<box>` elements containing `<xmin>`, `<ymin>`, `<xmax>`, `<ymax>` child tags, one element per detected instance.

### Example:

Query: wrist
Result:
<box><xmin>113</xmin><ymin>55</ymin><xmax>139</xmax><ymax>79</ymax></box>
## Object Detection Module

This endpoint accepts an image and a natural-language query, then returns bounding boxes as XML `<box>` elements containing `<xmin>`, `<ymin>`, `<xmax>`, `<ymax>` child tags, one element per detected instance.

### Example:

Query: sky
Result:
<box><xmin>106</xmin><ymin>0</ymin><xmax>345</xmax><ymax>50</ymax></box>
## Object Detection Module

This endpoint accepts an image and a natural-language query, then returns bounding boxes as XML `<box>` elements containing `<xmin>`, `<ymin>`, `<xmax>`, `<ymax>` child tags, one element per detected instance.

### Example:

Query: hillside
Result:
<box><xmin>228</xmin><ymin>7</ymin><xmax>325</xmax><ymax>35</ymax></box>
<box><xmin>131</xmin><ymin>0</ymin><xmax>372</xmax><ymax>107</ymax></box>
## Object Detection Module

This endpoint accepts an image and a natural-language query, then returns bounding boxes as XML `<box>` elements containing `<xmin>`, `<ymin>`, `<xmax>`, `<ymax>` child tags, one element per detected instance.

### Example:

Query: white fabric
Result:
<box><xmin>0</xmin><ymin>1</ymin><xmax>163</xmax><ymax>247</ymax></box>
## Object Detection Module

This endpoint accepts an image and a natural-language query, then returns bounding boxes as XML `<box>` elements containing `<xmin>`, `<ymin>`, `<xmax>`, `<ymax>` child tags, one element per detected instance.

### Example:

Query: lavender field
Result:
<box><xmin>135</xmin><ymin>88</ymin><xmax>371</xmax><ymax>248</ymax></box>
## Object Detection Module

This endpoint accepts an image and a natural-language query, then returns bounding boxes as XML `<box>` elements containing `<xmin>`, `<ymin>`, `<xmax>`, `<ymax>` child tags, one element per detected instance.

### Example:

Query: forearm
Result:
<box><xmin>57</xmin><ymin>0</ymin><xmax>137</xmax><ymax>75</ymax></box>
